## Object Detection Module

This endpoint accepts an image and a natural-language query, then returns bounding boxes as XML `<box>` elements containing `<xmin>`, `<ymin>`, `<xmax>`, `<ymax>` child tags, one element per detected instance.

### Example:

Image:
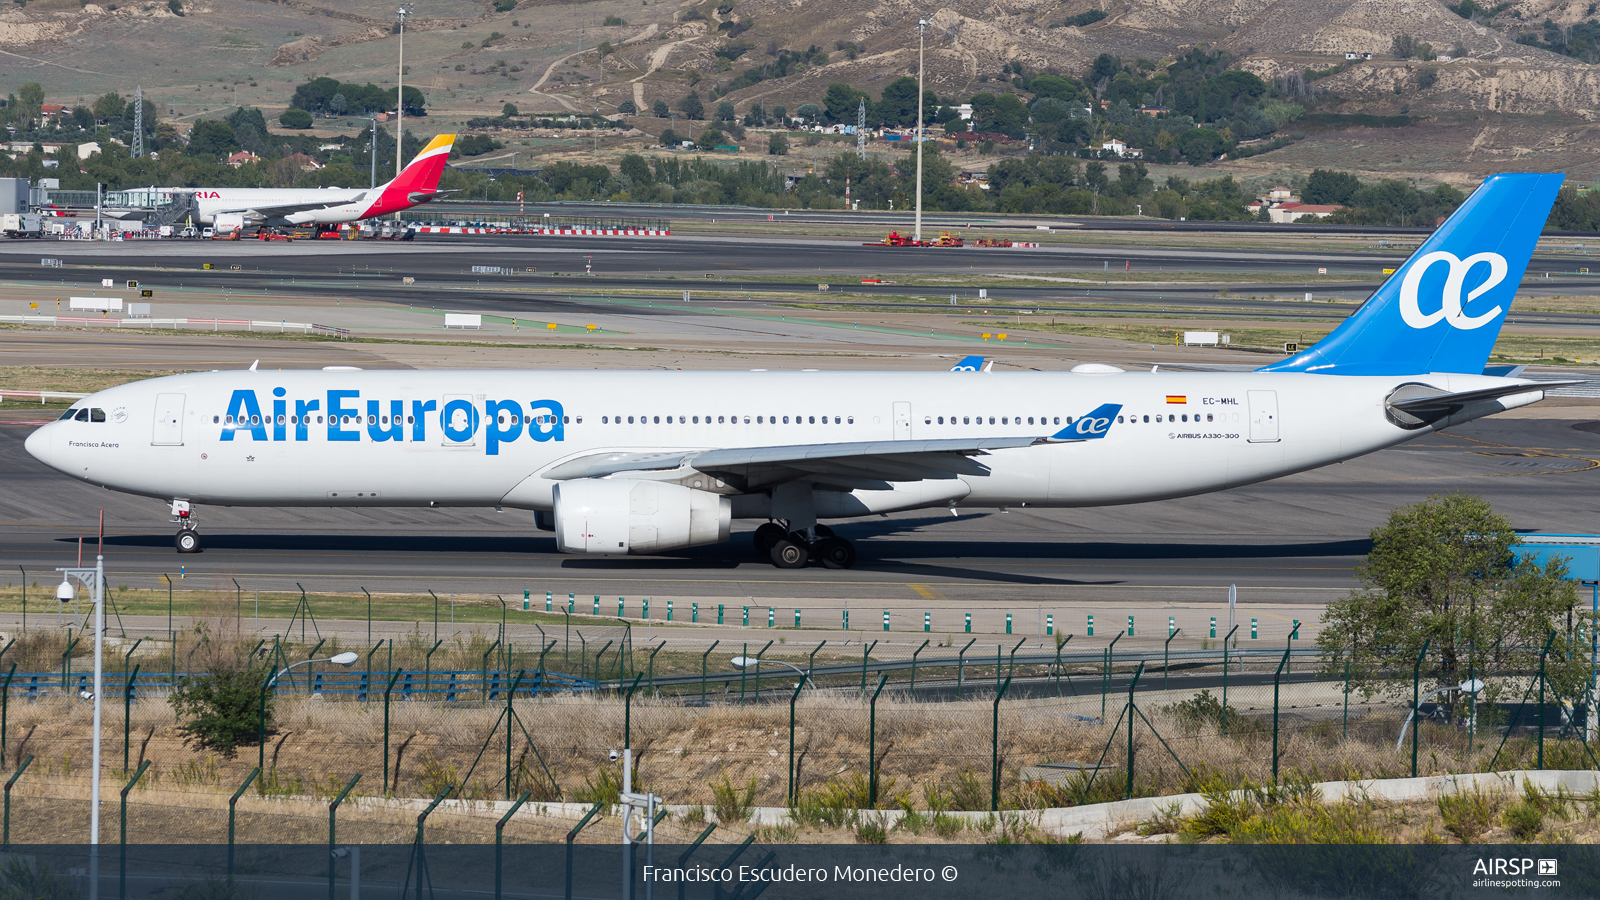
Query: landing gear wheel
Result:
<box><xmin>817</xmin><ymin>537</ymin><xmax>856</xmax><ymax>569</ymax></box>
<box><xmin>813</xmin><ymin>524</ymin><xmax>835</xmax><ymax>538</ymax></box>
<box><xmin>175</xmin><ymin>529</ymin><xmax>201</xmax><ymax>553</ymax></box>
<box><xmin>770</xmin><ymin>538</ymin><xmax>809</xmax><ymax>569</ymax></box>
<box><xmin>753</xmin><ymin>522</ymin><xmax>786</xmax><ymax>555</ymax></box>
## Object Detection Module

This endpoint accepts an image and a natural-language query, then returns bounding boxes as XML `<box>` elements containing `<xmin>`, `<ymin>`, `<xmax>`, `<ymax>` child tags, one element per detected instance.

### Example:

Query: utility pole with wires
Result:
<box><xmin>369</xmin><ymin>114</ymin><xmax>378</xmax><ymax>190</ymax></box>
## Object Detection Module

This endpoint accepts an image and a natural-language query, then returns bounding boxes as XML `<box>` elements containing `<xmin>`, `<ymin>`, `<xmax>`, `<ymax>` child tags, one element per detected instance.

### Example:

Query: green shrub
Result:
<box><xmin>493</xmin><ymin>0</ymin><xmax>518</xmax><ymax>11</ymax></box>
<box><xmin>0</xmin><ymin>855</ymin><xmax>78</xmax><ymax>899</ymax></box>
<box><xmin>711</xmin><ymin>774</ymin><xmax>758</xmax><ymax>823</ymax></box>
<box><xmin>1438</xmin><ymin>787</ymin><xmax>1499</xmax><ymax>842</ymax></box>
<box><xmin>1504</xmin><ymin>798</ymin><xmax>1544</xmax><ymax>840</ymax></box>
<box><xmin>169</xmin><ymin>663</ymin><xmax>272</xmax><ymax>756</ymax></box>
<box><xmin>278</xmin><ymin>109</ymin><xmax>313</xmax><ymax>129</ymax></box>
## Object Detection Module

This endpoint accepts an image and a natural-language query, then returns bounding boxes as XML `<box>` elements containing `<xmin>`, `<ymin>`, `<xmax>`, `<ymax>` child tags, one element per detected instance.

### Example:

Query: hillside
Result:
<box><xmin>6</xmin><ymin>0</ymin><xmax>1600</xmax><ymax>182</ymax></box>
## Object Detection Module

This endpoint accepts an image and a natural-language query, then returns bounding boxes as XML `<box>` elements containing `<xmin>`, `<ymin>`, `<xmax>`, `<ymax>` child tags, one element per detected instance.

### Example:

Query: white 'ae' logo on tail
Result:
<box><xmin>1399</xmin><ymin>251</ymin><xmax>1509</xmax><ymax>330</ymax></box>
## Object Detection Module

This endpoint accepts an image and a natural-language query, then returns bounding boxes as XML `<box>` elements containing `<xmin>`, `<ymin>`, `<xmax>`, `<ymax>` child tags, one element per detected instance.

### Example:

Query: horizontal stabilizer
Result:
<box><xmin>1386</xmin><ymin>380</ymin><xmax>1579</xmax><ymax>427</ymax></box>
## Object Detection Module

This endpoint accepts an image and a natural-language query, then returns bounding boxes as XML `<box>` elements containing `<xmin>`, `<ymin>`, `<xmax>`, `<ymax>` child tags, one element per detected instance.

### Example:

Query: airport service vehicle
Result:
<box><xmin>1</xmin><ymin>213</ymin><xmax>42</xmax><ymax>238</ymax></box>
<box><xmin>162</xmin><ymin>134</ymin><xmax>455</xmax><ymax>229</ymax></box>
<box><xmin>25</xmin><ymin>174</ymin><xmax>1573</xmax><ymax>567</ymax></box>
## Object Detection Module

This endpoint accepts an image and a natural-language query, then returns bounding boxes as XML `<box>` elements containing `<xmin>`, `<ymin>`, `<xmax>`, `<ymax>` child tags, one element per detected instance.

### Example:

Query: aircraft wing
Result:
<box><xmin>213</xmin><ymin>195</ymin><xmax>367</xmax><ymax>218</ymax></box>
<box><xmin>543</xmin><ymin>436</ymin><xmax>1041</xmax><ymax>490</ymax></box>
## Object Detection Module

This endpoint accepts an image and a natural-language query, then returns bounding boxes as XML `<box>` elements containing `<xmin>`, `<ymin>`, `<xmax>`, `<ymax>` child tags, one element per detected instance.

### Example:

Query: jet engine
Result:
<box><xmin>553</xmin><ymin>479</ymin><xmax>730</xmax><ymax>555</ymax></box>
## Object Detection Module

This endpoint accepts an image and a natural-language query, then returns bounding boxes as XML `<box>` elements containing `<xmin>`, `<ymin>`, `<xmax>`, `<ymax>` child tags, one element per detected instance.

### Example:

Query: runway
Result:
<box><xmin>4</xmin><ymin>413</ymin><xmax>1597</xmax><ymax>619</ymax></box>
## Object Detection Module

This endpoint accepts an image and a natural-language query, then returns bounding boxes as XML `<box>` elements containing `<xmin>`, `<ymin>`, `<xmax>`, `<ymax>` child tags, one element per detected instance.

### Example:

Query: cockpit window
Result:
<box><xmin>90</xmin><ymin>409</ymin><xmax>106</xmax><ymax>422</ymax></box>
<box><xmin>74</xmin><ymin>408</ymin><xmax>90</xmax><ymax>422</ymax></box>
<box><xmin>59</xmin><ymin>408</ymin><xmax>79</xmax><ymax>421</ymax></box>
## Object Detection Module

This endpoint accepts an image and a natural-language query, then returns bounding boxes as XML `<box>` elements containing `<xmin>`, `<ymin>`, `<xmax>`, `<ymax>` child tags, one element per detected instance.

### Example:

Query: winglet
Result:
<box><xmin>1047</xmin><ymin>403</ymin><xmax>1123</xmax><ymax>441</ymax></box>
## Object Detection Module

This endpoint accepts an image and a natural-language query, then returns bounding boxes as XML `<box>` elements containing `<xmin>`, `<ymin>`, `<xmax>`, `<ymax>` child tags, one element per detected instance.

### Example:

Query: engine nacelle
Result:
<box><xmin>553</xmin><ymin>479</ymin><xmax>730</xmax><ymax>555</ymax></box>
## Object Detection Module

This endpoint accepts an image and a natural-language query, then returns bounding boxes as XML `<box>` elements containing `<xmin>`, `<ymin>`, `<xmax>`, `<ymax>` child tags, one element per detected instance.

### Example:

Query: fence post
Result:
<box><xmin>867</xmin><ymin>673</ymin><xmax>888</xmax><ymax>807</ymax></box>
<box><xmin>861</xmin><ymin>640</ymin><xmax>878</xmax><ymax>691</ymax></box>
<box><xmin>496</xmin><ymin>791</ymin><xmax>532</xmax><ymax>900</ymax></box>
<box><xmin>788</xmin><ymin>678</ymin><xmax>805</xmax><ymax>805</ymax></box>
<box><xmin>258</xmin><ymin>665</ymin><xmax>277</xmax><ymax>775</ymax></box>
<box><xmin>1537</xmin><ymin>632</ymin><xmax>1553</xmax><ymax>771</ymax></box>
<box><xmin>1412</xmin><ymin>639</ymin><xmax>1432</xmax><ymax>778</ymax></box>
<box><xmin>0</xmin><ymin>662</ymin><xmax>14</xmax><ymax>768</ymax></box>
<box><xmin>119</xmin><ymin>759</ymin><xmax>152</xmax><ymax>900</ymax></box>
<box><xmin>1272</xmin><ymin>647</ymin><xmax>1292</xmax><ymax>783</ymax></box>
<box><xmin>992</xmin><ymin>674</ymin><xmax>1014</xmax><ymax>811</ymax></box>
<box><xmin>700</xmin><ymin>641</ymin><xmax>719</xmax><ymax>704</ymax></box>
<box><xmin>505</xmin><ymin>671</ymin><xmax>526</xmax><ymax>798</ymax></box>
<box><xmin>328</xmin><ymin>774</ymin><xmax>360</xmax><ymax>900</ymax></box>
<box><xmin>383</xmin><ymin>668</ymin><xmax>404</xmax><ymax>794</ymax></box>
<box><xmin>1342</xmin><ymin>657</ymin><xmax>1351</xmax><ymax>740</ymax></box>
<box><xmin>1221</xmin><ymin>625</ymin><xmax>1239</xmax><ymax>736</ymax></box>
<box><xmin>3</xmin><ymin>755</ymin><xmax>33</xmax><ymax>848</ymax></box>
<box><xmin>411</xmin><ymin>785</ymin><xmax>455</xmax><ymax>898</ymax></box>
<box><xmin>1125</xmin><ymin>662</ymin><xmax>1146</xmax><ymax>800</ymax></box>
<box><xmin>957</xmin><ymin>638</ymin><xmax>975</xmax><ymax>698</ymax></box>
<box><xmin>123</xmin><ymin>663</ymin><xmax>141</xmax><ymax>774</ymax></box>
<box><xmin>624</xmin><ymin>674</ymin><xmax>644</xmax><ymax>748</ymax></box>
<box><xmin>910</xmin><ymin>640</ymin><xmax>929</xmax><ymax>694</ymax></box>
<box><xmin>226</xmin><ymin>767</ymin><xmax>259</xmax><ymax>884</ymax></box>
<box><xmin>1102</xmin><ymin>632</ymin><xmax>1123</xmax><ymax>721</ymax></box>
<box><xmin>675</xmin><ymin>824</ymin><xmax>717</xmax><ymax>900</ymax></box>
<box><xmin>1163</xmin><ymin>628</ymin><xmax>1180</xmax><ymax>692</ymax></box>
<box><xmin>565</xmin><ymin>802</ymin><xmax>604</xmax><ymax>900</ymax></box>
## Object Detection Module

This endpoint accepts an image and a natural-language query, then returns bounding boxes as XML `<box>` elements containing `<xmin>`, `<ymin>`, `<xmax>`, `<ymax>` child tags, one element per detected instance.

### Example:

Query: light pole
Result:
<box><xmin>730</xmin><ymin>656</ymin><xmax>816</xmax><ymax>689</ymax></box>
<box><xmin>267</xmin><ymin>651</ymin><xmax>359</xmax><ymax>691</ymax></box>
<box><xmin>913</xmin><ymin>17</ymin><xmax>928</xmax><ymax>243</ymax></box>
<box><xmin>55</xmin><ymin>556</ymin><xmax>103</xmax><ymax>899</ymax></box>
<box><xmin>395</xmin><ymin>4</ymin><xmax>411</xmax><ymax>219</ymax></box>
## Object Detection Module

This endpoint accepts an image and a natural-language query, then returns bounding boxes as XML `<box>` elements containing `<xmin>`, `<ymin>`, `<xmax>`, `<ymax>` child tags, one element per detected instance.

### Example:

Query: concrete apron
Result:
<box><xmin>342</xmin><ymin>770</ymin><xmax>1600</xmax><ymax>841</ymax></box>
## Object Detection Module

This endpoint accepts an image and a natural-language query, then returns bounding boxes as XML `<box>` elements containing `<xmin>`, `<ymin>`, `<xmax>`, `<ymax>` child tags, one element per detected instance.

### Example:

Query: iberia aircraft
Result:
<box><xmin>25</xmin><ymin>174</ymin><xmax>1575</xmax><ymax>568</ymax></box>
<box><xmin>183</xmin><ymin>134</ymin><xmax>456</xmax><ymax>227</ymax></box>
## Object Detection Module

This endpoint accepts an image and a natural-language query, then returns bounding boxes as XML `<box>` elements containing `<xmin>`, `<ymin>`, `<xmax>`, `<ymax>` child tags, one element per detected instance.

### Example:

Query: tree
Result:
<box><xmin>698</xmin><ymin>126</ymin><xmax>725</xmax><ymax>147</ymax></box>
<box><xmin>617</xmin><ymin>99</ymin><xmax>638</xmax><ymax>115</ymax></box>
<box><xmin>653</xmin><ymin>99</ymin><xmax>670</xmax><ymax>118</ymax></box>
<box><xmin>16</xmin><ymin>82</ymin><xmax>43</xmax><ymax>130</ymax></box>
<box><xmin>823</xmin><ymin>81</ymin><xmax>868</xmax><ymax>124</ymax></box>
<box><xmin>92</xmin><ymin>92</ymin><xmax>126</xmax><ymax>123</ymax></box>
<box><xmin>679</xmin><ymin>91</ymin><xmax>704</xmax><ymax>120</ymax></box>
<box><xmin>186</xmin><ymin>120</ymin><xmax>239</xmax><ymax>158</ymax></box>
<box><xmin>618</xmin><ymin>153</ymin><xmax>652</xmax><ymax>184</ymax></box>
<box><xmin>1090</xmin><ymin>53</ymin><xmax>1121</xmax><ymax>83</ymax></box>
<box><xmin>329</xmin><ymin>93</ymin><xmax>348</xmax><ymax>116</ymax></box>
<box><xmin>1175</xmin><ymin>127</ymin><xmax>1225</xmax><ymax>165</ymax></box>
<box><xmin>1318</xmin><ymin>494</ymin><xmax>1587</xmax><ymax>709</ymax></box>
<box><xmin>278</xmin><ymin>109</ymin><xmax>313</xmax><ymax>129</ymax></box>
<box><xmin>1392</xmin><ymin>34</ymin><xmax>1418</xmax><ymax>59</ymax></box>
<box><xmin>502</xmin><ymin>102</ymin><xmax>519</xmax><ymax>117</ymax></box>
<box><xmin>169</xmin><ymin>661</ymin><xmax>274</xmax><ymax>755</ymax></box>
<box><xmin>716</xmin><ymin>100</ymin><xmax>736</xmax><ymax>121</ymax></box>
<box><xmin>795</xmin><ymin>103</ymin><xmax>823</xmax><ymax>122</ymax></box>
<box><xmin>769</xmin><ymin>133</ymin><xmax>789</xmax><ymax>155</ymax></box>
<box><xmin>1416</xmin><ymin>67</ymin><xmax>1438</xmax><ymax>90</ymax></box>
<box><xmin>1304</xmin><ymin>169</ymin><xmax>1362</xmax><ymax>205</ymax></box>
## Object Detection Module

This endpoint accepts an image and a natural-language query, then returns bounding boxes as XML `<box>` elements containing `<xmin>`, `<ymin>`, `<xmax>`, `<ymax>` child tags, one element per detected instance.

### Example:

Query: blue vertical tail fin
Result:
<box><xmin>1258</xmin><ymin>173</ymin><xmax>1563</xmax><ymax>376</ymax></box>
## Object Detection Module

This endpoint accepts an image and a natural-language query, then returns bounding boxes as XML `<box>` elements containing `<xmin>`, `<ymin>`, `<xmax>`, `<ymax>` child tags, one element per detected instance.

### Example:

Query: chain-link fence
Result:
<box><xmin>0</xmin><ymin>626</ymin><xmax>1594</xmax><ymax>853</ymax></box>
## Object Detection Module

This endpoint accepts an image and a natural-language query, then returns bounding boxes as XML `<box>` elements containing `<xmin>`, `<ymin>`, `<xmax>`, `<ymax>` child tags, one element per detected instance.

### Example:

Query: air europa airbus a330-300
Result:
<box><xmin>25</xmin><ymin>173</ymin><xmax>1575</xmax><ymax>568</ymax></box>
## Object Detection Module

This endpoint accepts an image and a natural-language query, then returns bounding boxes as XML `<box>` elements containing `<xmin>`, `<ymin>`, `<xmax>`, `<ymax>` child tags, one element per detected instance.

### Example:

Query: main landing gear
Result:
<box><xmin>170</xmin><ymin>499</ymin><xmax>201</xmax><ymax>553</ymax></box>
<box><xmin>753</xmin><ymin>522</ymin><xmax>856</xmax><ymax>569</ymax></box>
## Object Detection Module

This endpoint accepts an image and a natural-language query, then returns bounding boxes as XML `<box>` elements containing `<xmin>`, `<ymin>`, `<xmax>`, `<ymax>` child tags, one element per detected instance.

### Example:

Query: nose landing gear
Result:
<box><xmin>753</xmin><ymin>522</ymin><xmax>855</xmax><ymax>569</ymax></box>
<box><xmin>170</xmin><ymin>499</ymin><xmax>201</xmax><ymax>553</ymax></box>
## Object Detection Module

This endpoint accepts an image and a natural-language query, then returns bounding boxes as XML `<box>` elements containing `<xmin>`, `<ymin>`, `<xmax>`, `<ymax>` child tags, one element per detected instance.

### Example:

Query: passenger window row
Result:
<box><xmin>925</xmin><ymin>415</ymin><xmax>1065</xmax><ymax>426</ymax></box>
<box><xmin>601</xmin><ymin>415</ymin><xmax>854</xmax><ymax>425</ymax></box>
<box><xmin>1118</xmin><ymin>413</ymin><xmax>1226</xmax><ymax>424</ymax></box>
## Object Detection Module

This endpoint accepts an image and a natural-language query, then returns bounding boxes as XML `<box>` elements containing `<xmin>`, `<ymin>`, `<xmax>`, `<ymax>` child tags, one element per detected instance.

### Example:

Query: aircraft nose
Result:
<box><xmin>24</xmin><ymin>422</ymin><xmax>57</xmax><ymax>468</ymax></box>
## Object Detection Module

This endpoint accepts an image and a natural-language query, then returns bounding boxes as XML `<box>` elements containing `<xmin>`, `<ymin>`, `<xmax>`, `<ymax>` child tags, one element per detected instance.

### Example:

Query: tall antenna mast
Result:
<box><xmin>394</xmin><ymin>4</ymin><xmax>410</xmax><ymax>219</ymax></box>
<box><xmin>857</xmin><ymin>98</ymin><xmax>866</xmax><ymax>159</ymax></box>
<box><xmin>131</xmin><ymin>86</ymin><xmax>143</xmax><ymax>160</ymax></box>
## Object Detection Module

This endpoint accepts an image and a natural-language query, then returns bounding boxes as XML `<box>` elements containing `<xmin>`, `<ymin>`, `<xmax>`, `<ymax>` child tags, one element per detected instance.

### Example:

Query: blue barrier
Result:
<box><xmin>0</xmin><ymin>669</ymin><xmax>597</xmax><ymax>700</ymax></box>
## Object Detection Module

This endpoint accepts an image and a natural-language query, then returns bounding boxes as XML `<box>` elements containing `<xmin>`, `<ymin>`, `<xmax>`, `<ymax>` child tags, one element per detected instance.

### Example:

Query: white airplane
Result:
<box><xmin>166</xmin><ymin>134</ymin><xmax>456</xmax><ymax>228</ymax></box>
<box><xmin>25</xmin><ymin>173</ymin><xmax>1572</xmax><ymax>568</ymax></box>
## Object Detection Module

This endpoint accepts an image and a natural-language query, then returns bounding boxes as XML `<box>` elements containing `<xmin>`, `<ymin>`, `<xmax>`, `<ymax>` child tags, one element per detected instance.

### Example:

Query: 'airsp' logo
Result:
<box><xmin>1399</xmin><ymin>251</ymin><xmax>1508</xmax><ymax>331</ymax></box>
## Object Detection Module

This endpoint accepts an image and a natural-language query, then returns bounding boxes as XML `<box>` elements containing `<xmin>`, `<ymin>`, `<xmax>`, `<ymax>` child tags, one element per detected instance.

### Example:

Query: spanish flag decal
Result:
<box><xmin>1166</xmin><ymin>395</ymin><xmax>1186</xmax><ymax>404</ymax></box>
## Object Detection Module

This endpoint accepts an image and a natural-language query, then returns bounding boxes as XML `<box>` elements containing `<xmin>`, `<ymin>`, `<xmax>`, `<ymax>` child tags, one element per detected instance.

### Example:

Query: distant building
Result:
<box><xmin>225</xmin><ymin>151</ymin><xmax>261</xmax><ymax>167</ymax></box>
<box><xmin>1270</xmin><ymin>202</ymin><xmax>1343</xmax><ymax>223</ymax></box>
<box><xmin>1139</xmin><ymin>106</ymin><xmax>1170</xmax><ymax>117</ymax></box>
<box><xmin>1098</xmin><ymin>139</ymin><xmax>1143</xmax><ymax>159</ymax></box>
<box><xmin>286</xmin><ymin>152</ymin><xmax>323</xmax><ymax>172</ymax></box>
<box><xmin>1345</xmin><ymin>52</ymin><xmax>1373</xmax><ymax>60</ymax></box>
<box><xmin>77</xmin><ymin>142</ymin><xmax>101</xmax><ymax>160</ymax></box>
